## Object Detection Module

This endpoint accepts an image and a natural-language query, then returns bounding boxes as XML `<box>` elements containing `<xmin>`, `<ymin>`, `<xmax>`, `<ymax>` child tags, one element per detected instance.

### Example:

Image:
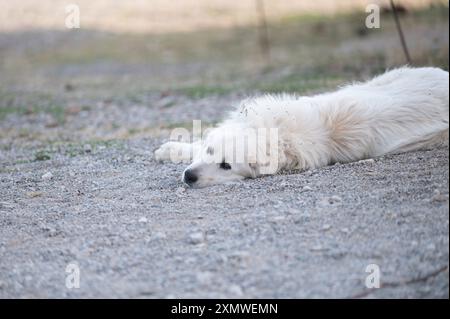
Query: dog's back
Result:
<box><xmin>323</xmin><ymin>67</ymin><xmax>449</xmax><ymax>159</ymax></box>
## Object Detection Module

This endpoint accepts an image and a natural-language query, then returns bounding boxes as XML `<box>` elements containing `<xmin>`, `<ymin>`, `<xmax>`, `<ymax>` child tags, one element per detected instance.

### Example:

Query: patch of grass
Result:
<box><xmin>0</xmin><ymin>104</ymin><xmax>65</xmax><ymax>123</ymax></box>
<box><xmin>174</xmin><ymin>70</ymin><xmax>349</xmax><ymax>97</ymax></box>
<box><xmin>34</xmin><ymin>150</ymin><xmax>52</xmax><ymax>161</ymax></box>
<box><xmin>0</xmin><ymin>4</ymin><xmax>447</xmax><ymax>103</ymax></box>
<box><xmin>0</xmin><ymin>106</ymin><xmax>25</xmax><ymax>121</ymax></box>
<box><xmin>31</xmin><ymin>139</ymin><xmax>123</xmax><ymax>161</ymax></box>
<box><xmin>45</xmin><ymin>104</ymin><xmax>66</xmax><ymax>124</ymax></box>
<box><xmin>127</xmin><ymin>128</ymin><xmax>140</xmax><ymax>135</ymax></box>
<box><xmin>160</xmin><ymin>121</ymin><xmax>216</xmax><ymax>131</ymax></box>
<box><xmin>177</xmin><ymin>85</ymin><xmax>234</xmax><ymax>99</ymax></box>
<box><xmin>0</xmin><ymin>89</ymin><xmax>66</xmax><ymax>123</ymax></box>
<box><xmin>14</xmin><ymin>159</ymin><xmax>32</xmax><ymax>165</ymax></box>
<box><xmin>61</xmin><ymin>139</ymin><xmax>124</xmax><ymax>157</ymax></box>
<box><xmin>253</xmin><ymin>73</ymin><xmax>346</xmax><ymax>94</ymax></box>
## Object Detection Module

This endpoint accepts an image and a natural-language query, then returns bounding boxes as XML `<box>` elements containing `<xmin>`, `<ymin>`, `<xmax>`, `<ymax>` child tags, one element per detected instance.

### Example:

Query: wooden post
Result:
<box><xmin>256</xmin><ymin>0</ymin><xmax>271</xmax><ymax>65</ymax></box>
<box><xmin>390</xmin><ymin>0</ymin><xmax>412</xmax><ymax>64</ymax></box>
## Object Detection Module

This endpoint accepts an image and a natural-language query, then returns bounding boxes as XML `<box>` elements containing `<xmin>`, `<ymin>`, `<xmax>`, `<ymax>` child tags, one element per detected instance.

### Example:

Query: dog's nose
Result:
<box><xmin>183</xmin><ymin>169</ymin><xmax>198</xmax><ymax>185</ymax></box>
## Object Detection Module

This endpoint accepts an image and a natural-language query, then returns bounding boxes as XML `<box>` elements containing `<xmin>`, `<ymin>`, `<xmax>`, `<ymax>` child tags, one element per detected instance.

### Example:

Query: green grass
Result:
<box><xmin>31</xmin><ymin>139</ymin><xmax>124</xmax><ymax>162</ymax></box>
<box><xmin>0</xmin><ymin>90</ymin><xmax>66</xmax><ymax>123</ymax></box>
<box><xmin>0</xmin><ymin>4</ymin><xmax>447</xmax><ymax>117</ymax></box>
<box><xmin>0</xmin><ymin>104</ymin><xmax>66</xmax><ymax>123</ymax></box>
<box><xmin>177</xmin><ymin>85</ymin><xmax>234</xmax><ymax>99</ymax></box>
<box><xmin>174</xmin><ymin>71</ymin><xmax>349</xmax><ymax>97</ymax></box>
<box><xmin>34</xmin><ymin>150</ymin><xmax>52</xmax><ymax>161</ymax></box>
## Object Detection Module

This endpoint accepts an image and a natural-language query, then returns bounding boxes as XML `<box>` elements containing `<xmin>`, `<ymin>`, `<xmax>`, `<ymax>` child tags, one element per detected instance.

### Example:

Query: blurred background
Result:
<box><xmin>0</xmin><ymin>0</ymin><xmax>448</xmax><ymax>146</ymax></box>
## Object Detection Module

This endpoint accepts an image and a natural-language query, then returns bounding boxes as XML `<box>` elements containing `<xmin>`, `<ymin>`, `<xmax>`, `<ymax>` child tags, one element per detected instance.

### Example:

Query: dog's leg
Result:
<box><xmin>154</xmin><ymin>141</ymin><xmax>200</xmax><ymax>163</ymax></box>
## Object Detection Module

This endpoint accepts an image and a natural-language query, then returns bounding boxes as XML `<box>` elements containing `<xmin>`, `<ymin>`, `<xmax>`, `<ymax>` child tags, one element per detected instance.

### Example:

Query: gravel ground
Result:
<box><xmin>0</xmin><ymin>0</ymin><xmax>448</xmax><ymax>300</ymax></box>
<box><xmin>0</xmin><ymin>128</ymin><xmax>448</xmax><ymax>298</ymax></box>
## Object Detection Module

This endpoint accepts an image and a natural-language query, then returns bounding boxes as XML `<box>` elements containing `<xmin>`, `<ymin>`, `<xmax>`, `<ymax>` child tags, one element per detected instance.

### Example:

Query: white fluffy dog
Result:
<box><xmin>155</xmin><ymin>67</ymin><xmax>449</xmax><ymax>187</ymax></box>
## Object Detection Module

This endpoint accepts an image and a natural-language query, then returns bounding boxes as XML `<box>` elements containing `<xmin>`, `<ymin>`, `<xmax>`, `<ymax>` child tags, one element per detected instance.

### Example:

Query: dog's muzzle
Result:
<box><xmin>183</xmin><ymin>169</ymin><xmax>198</xmax><ymax>186</ymax></box>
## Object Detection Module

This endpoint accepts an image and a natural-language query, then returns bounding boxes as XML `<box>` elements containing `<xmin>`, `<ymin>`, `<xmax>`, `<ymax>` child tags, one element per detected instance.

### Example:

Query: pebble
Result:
<box><xmin>328</xmin><ymin>195</ymin><xmax>342</xmax><ymax>204</ymax></box>
<box><xmin>176</xmin><ymin>187</ymin><xmax>186</xmax><ymax>194</ymax></box>
<box><xmin>310</xmin><ymin>245</ymin><xmax>329</xmax><ymax>252</ymax></box>
<box><xmin>0</xmin><ymin>202</ymin><xmax>14</xmax><ymax>209</ymax></box>
<box><xmin>358</xmin><ymin>158</ymin><xmax>375</xmax><ymax>164</ymax></box>
<box><xmin>42</xmin><ymin>226</ymin><xmax>58</xmax><ymax>237</ymax></box>
<box><xmin>269</xmin><ymin>215</ymin><xmax>286</xmax><ymax>223</ymax></box>
<box><xmin>27</xmin><ymin>191</ymin><xmax>43</xmax><ymax>198</ymax></box>
<box><xmin>42</xmin><ymin>172</ymin><xmax>53</xmax><ymax>181</ymax></box>
<box><xmin>322</xmin><ymin>224</ymin><xmax>331</xmax><ymax>231</ymax></box>
<box><xmin>302</xmin><ymin>186</ymin><xmax>313</xmax><ymax>192</ymax></box>
<box><xmin>228</xmin><ymin>284</ymin><xmax>243</xmax><ymax>296</ymax></box>
<box><xmin>187</xmin><ymin>232</ymin><xmax>204</xmax><ymax>245</ymax></box>
<box><xmin>431</xmin><ymin>190</ymin><xmax>448</xmax><ymax>202</ymax></box>
<box><xmin>153</xmin><ymin>231</ymin><xmax>167</xmax><ymax>240</ymax></box>
<box><xmin>83</xmin><ymin>144</ymin><xmax>92</xmax><ymax>153</ymax></box>
<box><xmin>196</xmin><ymin>271</ymin><xmax>214</xmax><ymax>284</ymax></box>
<box><xmin>138</xmin><ymin>217</ymin><xmax>148</xmax><ymax>223</ymax></box>
<box><xmin>229</xmin><ymin>250</ymin><xmax>250</xmax><ymax>262</ymax></box>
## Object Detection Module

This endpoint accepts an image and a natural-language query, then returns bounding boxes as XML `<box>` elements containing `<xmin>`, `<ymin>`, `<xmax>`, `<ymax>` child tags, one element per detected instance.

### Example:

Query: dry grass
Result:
<box><xmin>0</xmin><ymin>0</ymin><xmax>445</xmax><ymax>33</ymax></box>
<box><xmin>0</xmin><ymin>0</ymin><xmax>448</xmax><ymax>120</ymax></box>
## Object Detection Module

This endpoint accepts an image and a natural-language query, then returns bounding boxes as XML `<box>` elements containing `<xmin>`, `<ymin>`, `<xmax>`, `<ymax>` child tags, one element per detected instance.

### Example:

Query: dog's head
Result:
<box><xmin>182</xmin><ymin>125</ymin><xmax>279</xmax><ymax>187</ymax></box>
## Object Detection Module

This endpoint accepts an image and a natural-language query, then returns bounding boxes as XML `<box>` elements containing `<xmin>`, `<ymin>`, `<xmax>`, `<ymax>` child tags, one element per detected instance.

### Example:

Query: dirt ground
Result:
<box><xmin>0</xmin><ymin>1</ymin><xmax>449</xmax><ymax>298</ymax></box>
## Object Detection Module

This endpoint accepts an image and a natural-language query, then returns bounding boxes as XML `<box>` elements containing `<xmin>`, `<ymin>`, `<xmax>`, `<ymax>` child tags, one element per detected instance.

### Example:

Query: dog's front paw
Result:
<box><xmin>154</xmin><ymin>142</ymin><xmax>192</xmax><ymax>163</ymax></box>
<box><xmin>154</xmin><ymin>142</ymin><xmax>174</xmax><ymax>162</ymax></box>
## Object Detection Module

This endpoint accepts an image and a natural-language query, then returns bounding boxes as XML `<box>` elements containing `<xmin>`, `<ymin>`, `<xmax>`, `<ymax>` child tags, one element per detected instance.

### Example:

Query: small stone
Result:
<box><xmin>196</xmin><ymin>271</ymin><xmax>214</xmax><ymax>284</ymax></box>
<box><xmin>42</xmin><ymin>226</ymin><xmax>58</xmax><ymax>237</ymax></box>
<box><xmin>228</xmin><ymin>284</ymin><xmax>243</xmax><ymax>296</ymax></box>
<box><xmin>310</xmin><ymin>245</ymin><xmax>329</xmax><ymax>252</ymax></box>
<box><xmin>358</xmin><ymin>158</ymin><xmax>375</xmax><ymax>164</ymax></box>
<box><xmin>288</xmin><ymin>208</ymin><xmax>301</xmax><ymax>215</ymax></box>
<box><xmin>83</xmin><ymin>144</ymin><xmax>92</xmax><ymax>153</ymax></box>
<box><xmin>138</xmin><ymin>217</ymin><xmax>148</xmax><ymax>223</ymax></box>
<box><xmin>153</xmin><ymin>231</ymin><xmax>167</xmax><ymax>240</ymax></box>
<box><xmin>0</xmin><ymin>202</ymin><xmax>14</xmax><ymax>209</ymax></box>
<box><xmin>27</xmin><ymin>191</ymin><xmax>43</xmax><ymax>198</ymax></box>
<box><xmin>42</xmin><ymin>172</ymin><xmax>53</xmax><ymax>181</ymax></box>
<box><xmin>327</xmin><ymin>195</ymin><xmax>342</xmax><ymax>204</ymax></box>
<box><xmin>302</xmin><ymin>186</ymin><xmax>313</xmax><ymax>192</ymax></box>
<box><xmin>322</xmin><ymin>224</ymin><xmax>331</xmax><ymax>231</ymax></box>
<box><xmin>229</xmin><ymin>250</ymin><xmax>250</xmax><ymax>262</ymax></box>
<box><xmin>187</xmin><ymin>232</ymin><xmax>204</xmax><ymax>245</ymax></box>
<box><xmin>176</xmin><ymin>187</ymin><xmax>186</xmax><ymax>193</ymax></box>
<box><xmin>431</xmin><ymin>190</ymin><xmax>448</xmax><ymax>202</ymax></box>
<box><xmin>340</xmin><ymin>228</ymin><xmax>350</xmax><ymax>234</ymax></box>
<box><xmin>64</xmin><ymin>83</ymin><xmax>75</xmax><ymax>91</ymax></box>
<box><xmin>269</xmin><ymin>215</ymin><xmax>286</xmax><ymax>223</ymax></box>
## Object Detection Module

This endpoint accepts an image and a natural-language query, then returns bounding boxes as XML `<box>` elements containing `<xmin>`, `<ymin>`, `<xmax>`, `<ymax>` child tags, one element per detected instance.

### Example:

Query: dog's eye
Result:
<box><xmin>219</xmin><ymin>162</ymin><xmax>232</xmax><ymax>170</ymax></box>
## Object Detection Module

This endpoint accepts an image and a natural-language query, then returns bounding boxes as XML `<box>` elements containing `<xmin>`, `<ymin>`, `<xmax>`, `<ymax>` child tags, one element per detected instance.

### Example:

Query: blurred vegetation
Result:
<box><xmin>0</xmin><ymin>2</ymin><xmax>448</xmax><ymax>121</ymax></box>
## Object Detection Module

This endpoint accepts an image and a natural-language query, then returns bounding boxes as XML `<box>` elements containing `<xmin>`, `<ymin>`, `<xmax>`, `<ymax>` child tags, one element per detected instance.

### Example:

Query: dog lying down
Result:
<box><xmin>155</xmin><ymin>67</ymin><xmax>449</xmax><ymax>188</ymax></box>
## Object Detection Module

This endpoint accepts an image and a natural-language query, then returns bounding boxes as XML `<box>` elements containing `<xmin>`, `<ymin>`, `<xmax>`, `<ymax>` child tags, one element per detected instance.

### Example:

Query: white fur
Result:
<box><xmin>155</xmin><ymin>67</ymin><xmax>449</xmax><ymax>187</ymax></box>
